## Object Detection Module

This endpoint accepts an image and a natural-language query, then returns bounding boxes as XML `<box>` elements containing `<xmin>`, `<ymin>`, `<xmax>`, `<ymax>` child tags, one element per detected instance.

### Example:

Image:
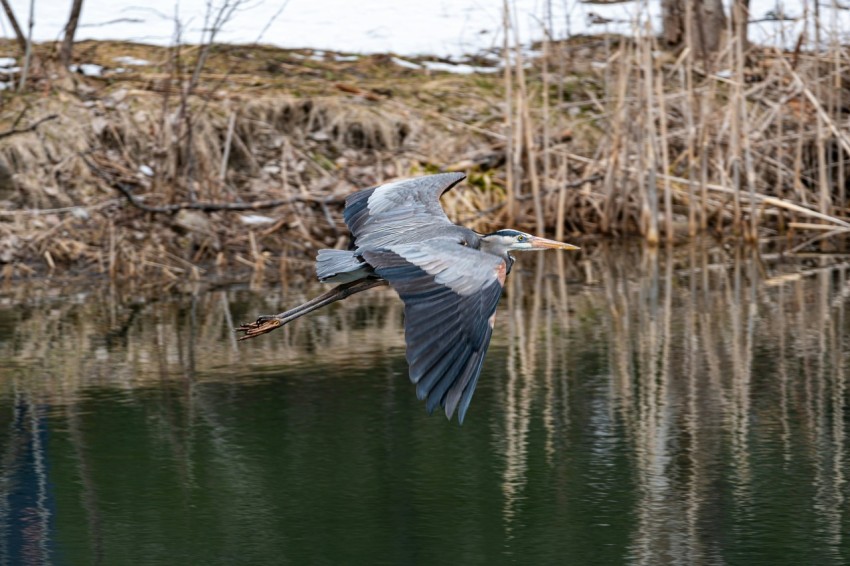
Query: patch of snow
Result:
<box><xmin>421</xmin><ymin>61</ymin><xmax>499</xmax><ymax>74</ymax></box>
<box><xmin>0</xmin><ymin>57</ymin><xmax>16</xmax><ymax>67</ymax></box>
<box><xmin>0</xmin><ymin>67</ymin><xmax>21</xmax><ymax>75</ymax></box>
<box><xmin>391</xmin><ymin>57</ymin><xmax>422</xmax><ymax>70</ymax></box>
<box><xmin>239</xmin><ymin>214</ymin><xmax>276</xmax><ymax>226</ymax></box>
<box><xmin>0</xmin><ymin>82</ymin><xmax>11</xmax><ymax>91</ymax></box>
<box><xmin>71</xmin><ymin>207</ymin><xmax>90</xmax><ymax>220</ymax></box>
<box><xmin>71</xmin><ymin>63</ymin><xmax>104</xmax><ymax>77</ymax></box>
<box><xmin>139</xmin><ymin>165</ymin><xmax>154</xmax><ymax>177</ymax></box>
<box><xmin>113</xmin><ymin>55</ymin><xmax>150</xmax><ymax>66</ymax></box>
<box><xmin>334</xmin><ymin>54</ymin><xmax>359</xmax><ymax>62</ymax></box>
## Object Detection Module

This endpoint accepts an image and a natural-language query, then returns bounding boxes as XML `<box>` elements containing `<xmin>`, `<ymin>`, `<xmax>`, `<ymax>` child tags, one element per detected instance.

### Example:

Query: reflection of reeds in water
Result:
<box><xmin>494</xmin><ymin>243</ymin><xmax>850</xmax><ymax>560</ymax></box>
<box><xmin>499</xmin><ymin>255</ymin><xmax>542</xmax><ymax>533</ymax></box>
<box><xmin>611</xmin><ymin>244</ymin><xmax>847</xmax><ymax>561</ymax></box>
<box><xmin>728</xmin><ymin>249</ymin><xmax>755</xmax><ymax>510</ymax></box>
<box><xmin>0</xmin><ymin>392</ymin><xmax>53</xmax><ymax>564</ymax></box>
<box><xmin>811</xmin><ymin>265</ymin><xmax>846</xmax><ymax>558</ymax></box>
<box><xmin>0</xmin><ymin>281</ymin><xmax>406</xmax><ymax>404</ymax></box>
<box><xmin>0</xmin><ymin>279</ymin><xmax>409</xmax><ymax>561</ymax></box>
<box><xmin>3</xmin><ymin>244</ymin><xmax>850</xmax><ymax>558</ymax></box>
<box><xmin>498</xmin><ymin>252</ymin><xmax>579</xmax><ymax>535</ymax></box>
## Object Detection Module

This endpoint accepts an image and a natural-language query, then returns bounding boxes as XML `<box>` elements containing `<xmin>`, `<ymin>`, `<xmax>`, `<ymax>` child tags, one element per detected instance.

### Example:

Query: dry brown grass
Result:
<box><xmin>0</xmin><ymin>45</ymin><xmax>499</xmax><ymax>279</ymax></box>
<box><xmin>0</xmin><ymin>27</ymin><xmax>848</xmax><ymax>280</ymax></box>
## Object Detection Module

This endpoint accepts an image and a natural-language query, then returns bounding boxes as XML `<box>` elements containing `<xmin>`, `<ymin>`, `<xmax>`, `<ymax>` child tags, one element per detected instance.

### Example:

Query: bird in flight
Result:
<box><xmin>237</xmin><ymin>173</ymin><xmax>579</xmax><ymax>423</ymax></box>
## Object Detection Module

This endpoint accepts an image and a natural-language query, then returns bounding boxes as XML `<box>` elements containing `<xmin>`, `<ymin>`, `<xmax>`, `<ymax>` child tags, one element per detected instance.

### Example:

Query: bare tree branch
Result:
<box><xmin>0</xmin><ymin>0</ymin><xmax>26</xmax><ymax>52</ymax></box>
<box><xmin>60</xmin><ymin>0</ymin><xmax>85</xmax><ymax>67</ymax></box>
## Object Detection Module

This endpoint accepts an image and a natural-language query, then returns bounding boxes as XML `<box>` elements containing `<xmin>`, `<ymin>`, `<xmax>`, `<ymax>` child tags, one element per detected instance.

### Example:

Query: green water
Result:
<box><xmin>1</xmin><ymin>244</ymin><xmax>849</xmax><ymax>565</ymax></box>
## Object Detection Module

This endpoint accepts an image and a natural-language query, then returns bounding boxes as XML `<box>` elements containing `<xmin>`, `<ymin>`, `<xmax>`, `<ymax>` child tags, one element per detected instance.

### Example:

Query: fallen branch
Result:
<box><xmin>0</xmin><ymin>114</ymin><xmax>58</xmax><ymax>140</ymax></box>
<box><xmin>82</xmin><ymin>154</ymin><xmax>344</xmax><ymax>214</ymax></box>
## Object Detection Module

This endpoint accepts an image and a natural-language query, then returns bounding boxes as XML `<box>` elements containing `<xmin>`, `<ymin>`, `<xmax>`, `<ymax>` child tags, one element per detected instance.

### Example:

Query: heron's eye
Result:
<box><xmin>516</xmin><ymin>235</ymin><xmax>527</xmax><ymax>242</ymax></box>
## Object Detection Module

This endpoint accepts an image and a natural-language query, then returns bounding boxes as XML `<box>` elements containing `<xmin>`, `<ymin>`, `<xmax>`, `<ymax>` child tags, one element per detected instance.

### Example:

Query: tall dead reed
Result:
<box><xmin>500</xmin><ymin>5</ymin><xmax>850</xmax><ymax>243</ymax></box>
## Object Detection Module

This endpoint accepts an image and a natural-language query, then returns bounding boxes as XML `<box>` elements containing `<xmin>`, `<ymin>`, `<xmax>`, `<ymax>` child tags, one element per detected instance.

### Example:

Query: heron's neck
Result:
<box><xmin>479</xmin><ymin>236</ymin><xmax>515</xmax><ymax>273</ymax></box>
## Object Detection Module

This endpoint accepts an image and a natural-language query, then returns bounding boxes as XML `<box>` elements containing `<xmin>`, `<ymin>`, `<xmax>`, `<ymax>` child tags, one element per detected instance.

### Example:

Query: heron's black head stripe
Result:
<box><xmin>488</xmin><ymin>229</ymin><xmax>525</xmax><ymax>238</ymax></box>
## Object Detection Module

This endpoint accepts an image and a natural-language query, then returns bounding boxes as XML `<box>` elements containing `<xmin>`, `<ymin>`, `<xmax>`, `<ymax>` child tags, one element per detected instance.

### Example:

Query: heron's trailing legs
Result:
<box><xmin>236</xmin><ymin>278</ymin><xmax>388</xmax><ymax>340</ymax></box>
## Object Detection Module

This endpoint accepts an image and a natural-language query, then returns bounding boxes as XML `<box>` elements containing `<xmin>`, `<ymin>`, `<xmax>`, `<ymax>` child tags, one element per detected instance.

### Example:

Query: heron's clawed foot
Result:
<box><xmin>236</xmin><ymin>316</ymin><xmax>282</xmax><ymax>340</ymax></box>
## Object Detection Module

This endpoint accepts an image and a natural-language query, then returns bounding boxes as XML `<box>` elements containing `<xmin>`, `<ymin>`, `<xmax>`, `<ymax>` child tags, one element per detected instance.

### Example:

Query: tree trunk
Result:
<box><xmin>59</xmin><ymin>0</ymin><xmax>84</xmax><ymax>67</ymax></box>
<box><xmin>0</xmin><ymin>0</ymin><xmax>27</xmax><ymax>52</ymax></box>
<box><xmin>661</xmin><ymin>0</ymin><xmax>727</xmax><ymax>61</ymax></box>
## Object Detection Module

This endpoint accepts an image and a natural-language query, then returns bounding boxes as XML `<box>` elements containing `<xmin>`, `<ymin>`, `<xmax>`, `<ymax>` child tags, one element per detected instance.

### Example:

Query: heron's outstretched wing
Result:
<box><xmin>344</xmin><ymin>173</ymin><xmax>465</xmax><ymax>248</ymax></box>
<box><xmin>362</xmin><ymin>241</ymin><xmax>506</xmax><ymax>423</ymax></box>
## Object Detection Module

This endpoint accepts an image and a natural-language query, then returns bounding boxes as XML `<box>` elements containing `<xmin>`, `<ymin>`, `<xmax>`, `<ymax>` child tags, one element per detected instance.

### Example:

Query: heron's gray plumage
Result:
<box><xmin>316</xmin><ymin>249</ymin><xmax>372</xmax><ymax>283</ymax></box>
<box><xmin>344</xmin><ymin>172</ymin><xmax>471</xmax><ymax>249</ymax></box>
<box><xmin>241</xmin><ymin>172</ymin><xmax>579</xmax><ymax>424</ymax></box>
<box><xmin>361</xmin><ymin>244</ymin><xmax>503</xmax><ymax>423</ymax></box>
<box><xmin>342</xmin><ymin>174</ymin><xmax>506</xmax><ymax>422</ymax></box>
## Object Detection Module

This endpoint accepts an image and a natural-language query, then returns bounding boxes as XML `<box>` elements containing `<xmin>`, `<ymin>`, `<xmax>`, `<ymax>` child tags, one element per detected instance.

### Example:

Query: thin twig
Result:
<box><xmin>17</xmin><ymin>0</ymin><xmax>34</xmax><ymax>91</ymax></box>
<box><xmin>0</xmin><ymin>114</ymin><xmax>59</xmax><ymax>140</ymax></box>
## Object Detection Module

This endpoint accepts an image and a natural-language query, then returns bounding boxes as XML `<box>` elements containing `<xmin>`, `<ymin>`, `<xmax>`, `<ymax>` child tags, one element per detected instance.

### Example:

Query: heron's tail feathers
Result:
<box><xmin>316</xmin><ymin>249</ymin><xmax>372</xmax><ymax>283</ymax></box>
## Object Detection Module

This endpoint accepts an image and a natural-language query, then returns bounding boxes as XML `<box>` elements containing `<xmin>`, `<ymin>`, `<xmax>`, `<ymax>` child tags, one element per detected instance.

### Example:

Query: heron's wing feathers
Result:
<box><xmin>344</xmin><ymin>173</ymin><xmax>465</xmax><ymax>248</ymax></box>
<box><xmin>362</xmin><ymin>241</ymin><xmax>506</xmax><ymax>423</ymax></box>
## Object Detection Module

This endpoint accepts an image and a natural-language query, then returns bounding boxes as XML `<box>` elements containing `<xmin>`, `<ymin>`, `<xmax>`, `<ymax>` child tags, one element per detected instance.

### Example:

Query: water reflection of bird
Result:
<box><xmin>237</xmin><ymin>173</ymin><xmax>579</xmax><ymax>423</ymax></box>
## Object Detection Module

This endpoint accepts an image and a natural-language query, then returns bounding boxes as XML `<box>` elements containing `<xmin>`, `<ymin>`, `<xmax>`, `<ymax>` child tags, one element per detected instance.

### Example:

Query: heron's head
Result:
<box><xmin>480</xmin><ymin>229</ymin><xmax>580</xmax><ymax>254</ymax></box>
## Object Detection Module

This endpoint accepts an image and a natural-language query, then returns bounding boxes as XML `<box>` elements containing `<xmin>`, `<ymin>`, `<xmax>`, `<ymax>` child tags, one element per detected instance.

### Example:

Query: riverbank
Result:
<box><xmin>1</xmin><ymin>35</ymin><xmax>848</xmax><ymax>280</ymax></box>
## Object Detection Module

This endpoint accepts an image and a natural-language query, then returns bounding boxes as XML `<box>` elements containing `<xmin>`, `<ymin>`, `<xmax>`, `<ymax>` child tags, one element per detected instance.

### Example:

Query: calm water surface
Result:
<box><xmin>1</xmin><ymin>243</ymin><xmax>849</xmax><ymax>565</ymax></box>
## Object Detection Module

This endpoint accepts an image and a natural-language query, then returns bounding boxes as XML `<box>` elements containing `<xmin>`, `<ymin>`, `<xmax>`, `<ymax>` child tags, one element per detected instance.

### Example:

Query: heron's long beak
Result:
<box><xmin>530</xmin><ymin>236</ymin><xmax>580</xmax><ymax>250</ymax></box>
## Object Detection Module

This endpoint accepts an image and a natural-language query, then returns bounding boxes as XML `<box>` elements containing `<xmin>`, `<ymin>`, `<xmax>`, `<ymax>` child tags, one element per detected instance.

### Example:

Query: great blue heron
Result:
<box><xmin>237</xmin><ymin>172</ymin><xmax>579</xmax><ymax>423</ymax></box>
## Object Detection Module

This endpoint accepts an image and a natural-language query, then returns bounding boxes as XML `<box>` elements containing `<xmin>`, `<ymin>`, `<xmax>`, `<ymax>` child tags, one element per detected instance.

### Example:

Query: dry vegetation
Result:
<box><xmin>0</xmin><ymin>20</ymin><xmax>849</xmax><ymax>281</ymax></box>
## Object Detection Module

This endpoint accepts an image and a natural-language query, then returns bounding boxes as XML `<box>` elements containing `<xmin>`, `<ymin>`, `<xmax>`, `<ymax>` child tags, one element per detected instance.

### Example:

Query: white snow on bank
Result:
<box><xmin>113</xmin><ymin>55</ymin><xmax>150</xmax><ymax>66</ymax></box>
<box><xmin>422</xmin><ymin>60</ymin><xmax>500</xmax><ymax>74</ymax></box>
<box><xmin>69</xmin><ymin>63</ymin><xmax>104</xmax><ymax>76</ymax></box>
<box><xmin>390</xmin><ymin>56</ymin><xmax>423</xmax><ymax>70</ymax></box>
<box><xmin>4</xmin><ymin>1</ymin><xmax>849</xmax><ymax>58</ymax></box>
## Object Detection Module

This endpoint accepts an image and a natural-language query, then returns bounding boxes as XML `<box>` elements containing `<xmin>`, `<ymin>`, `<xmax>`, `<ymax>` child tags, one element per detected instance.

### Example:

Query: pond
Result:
<box><xmin>1</xmin><ymin>241</ymin><xmax>848</xmax><ymax>565</ymax></box>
